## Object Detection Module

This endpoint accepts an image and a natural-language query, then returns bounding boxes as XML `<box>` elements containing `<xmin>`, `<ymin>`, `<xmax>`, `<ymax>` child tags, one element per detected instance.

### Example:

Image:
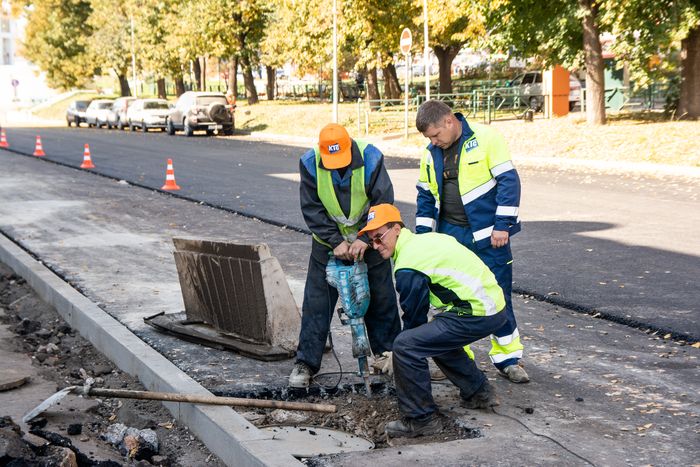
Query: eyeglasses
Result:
<box><xmin>371</xmin><ymin>229</ymin><xmax>392</xmax><ymax>247</ymax></box>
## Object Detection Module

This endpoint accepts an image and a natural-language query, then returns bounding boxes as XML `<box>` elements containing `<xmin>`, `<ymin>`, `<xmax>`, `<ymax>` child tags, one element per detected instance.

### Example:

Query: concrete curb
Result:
<box><xmin>0</xmin><ymin>233</ymin><xmax>302</xmax><ymax>467</ymax></box>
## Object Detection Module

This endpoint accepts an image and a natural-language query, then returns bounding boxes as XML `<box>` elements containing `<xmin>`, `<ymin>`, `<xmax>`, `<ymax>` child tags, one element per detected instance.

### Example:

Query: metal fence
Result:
<box><xmin>579</xmin><ymin>82</ymin><xmax>672</xmax><ymax>113</ymax></box>
<box><xmin>356</xmin><ymin>87</ymin><xmax>550</xmax><ymax>135</ymax></box>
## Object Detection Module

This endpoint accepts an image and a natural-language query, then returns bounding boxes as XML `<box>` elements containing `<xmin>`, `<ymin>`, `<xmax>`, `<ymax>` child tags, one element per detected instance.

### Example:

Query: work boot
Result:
<box><xmin>499</xmin><ymin>364</ymin><xmax>530</xmax><ymax>383</ymax></box>
<box><xmin>429</xmin><ymin>360</ymin><xmax>447</xmax><ymax>381</ymax></box>
<box><xmin>385</xmin><ymin>413</ymin><xmax>444</xmax><ymax>438</ymax></box>
<box><xmin>461</xmin><ymin>381</ymin><xmax>499</xmax><ymax>409</ymax></box>
<box><xmin>288</xmin><ymin>362</ymin><xmax>312</xmax><ymax>388</ymax></box>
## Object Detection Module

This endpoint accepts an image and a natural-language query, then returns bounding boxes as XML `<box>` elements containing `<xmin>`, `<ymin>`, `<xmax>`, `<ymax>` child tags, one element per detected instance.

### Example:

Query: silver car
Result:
<box><xmin>508</xmin><ymin>72</ymin><xmax>544</xmax><ymax>110</ymax></box>
<box><xmin>85</xmin><ymin>99</ymin><xmax>114</xmax><ymax>128</ymax></box>
<box><xmin>166</xmin><ymin>91</ymin><xmax>234</xmax><ymax>137</ymax></box>
<box><xmin>126</xmin><ymin>99</ymin><xmax>171</xmax><ymax>132</ymax></box>
<box><xmin>106</xmin><ymin>97</ymin><xmax>137</xmax><ymax>130</ymax></box>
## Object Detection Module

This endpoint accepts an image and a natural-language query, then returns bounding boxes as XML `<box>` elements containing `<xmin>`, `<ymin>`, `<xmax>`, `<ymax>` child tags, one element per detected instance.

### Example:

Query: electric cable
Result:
<box><xmin>310</xmin><ymin>280</ymin><xmax>344</xmax><ymax>391</ymax></box>
<box><xmin>490</xmin><ymin>407</ymin><xmax>596</xmax><ymax>466</ymax></box>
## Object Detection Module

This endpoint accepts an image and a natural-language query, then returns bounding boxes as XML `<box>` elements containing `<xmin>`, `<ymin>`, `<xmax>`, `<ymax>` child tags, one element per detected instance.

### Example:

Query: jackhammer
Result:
<box><xmin>325</xmin><ymin>257</ymin><xmax>372</xmax><ymax>397</ymax></box>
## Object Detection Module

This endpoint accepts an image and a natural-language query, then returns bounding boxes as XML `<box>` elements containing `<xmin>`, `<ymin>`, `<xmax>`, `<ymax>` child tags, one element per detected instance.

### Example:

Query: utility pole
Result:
<box><xmin>130</xmin><ymin>15</ymin><xmax>137</xmax><ymax>97</ymax></box>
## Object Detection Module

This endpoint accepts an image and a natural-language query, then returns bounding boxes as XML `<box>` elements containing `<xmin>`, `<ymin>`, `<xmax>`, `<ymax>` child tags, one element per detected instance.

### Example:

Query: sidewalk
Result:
<box><xmin>0</xmin><ymin>147</ymin><xmax>698</xmax><ymax>465</ymax></box>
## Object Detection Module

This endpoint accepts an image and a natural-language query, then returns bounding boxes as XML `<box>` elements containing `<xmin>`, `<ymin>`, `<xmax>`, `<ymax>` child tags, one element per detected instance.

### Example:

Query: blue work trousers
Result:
<box><xmin>438</xmin><ymin>221</ymin><xmax>521</xmax><ymax>370</ymax></box>
<box><xmin>295</xmin><ymin>247</ymin><xmax>401</xmax><ymax>374</ymax></box>
<box><xmin>392</xmin><ymin>311</ymin><xmax>508</xmax><ymax>418</ymax></box>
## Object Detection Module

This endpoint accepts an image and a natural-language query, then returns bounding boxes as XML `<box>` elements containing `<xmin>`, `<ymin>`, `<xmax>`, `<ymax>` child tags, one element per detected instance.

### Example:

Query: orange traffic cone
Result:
<box><xmin>0</xmin><ymin>129</ymin><xmax>8</xmax><ymax>148</ymax></box>
<box><xmin>33</xmin><ymin>135</ymin><xmax>45</xmax><ymax>156</ymax></box>
<box><xmin>80</xmin><ymin>143</ymin><xmax>95</xmax><ymax>169</ymax></box>
<box><xmin>161</xmin><ymin>158</ymin><xmax>181</xmax><ymax>190</ymax></box>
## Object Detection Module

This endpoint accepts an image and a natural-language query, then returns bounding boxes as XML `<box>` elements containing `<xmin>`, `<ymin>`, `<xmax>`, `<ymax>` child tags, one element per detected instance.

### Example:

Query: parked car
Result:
<box><xmin>85</xmin><ymin>99</ymin><xmax>114</xmax><ymax>128</ymax></box>
<box><xmin>66</xmin><ymin>100</ymin><xmax>91</xmax><ymax>127</ymax></box>
<box><xmin>126</xmin><ymin>99</ymin><xmax>171</xmax><ymax>132</ymax></box>
<box><xmin>507</xmin><ymin>71</ymin><xmax>544</xmax><ymax>110</ymax></box>
<box><xmin>166</xmin><ymin>91</ymin><xmax>234</xmax><ymax>136</ymax></box>
<box><xmin>106</xmin><ymin>97</ymin><xmax>137</xmax><ymax>130</ymax></box>
<box><xmin>507</xmin><ymin>71</ymin><xmax>582</xmax><ymax>111</ymax></box>
<box><xmin>569</xmin><ymin>75</ymin><xmax>583</xmax><ymax>111</ymax></box>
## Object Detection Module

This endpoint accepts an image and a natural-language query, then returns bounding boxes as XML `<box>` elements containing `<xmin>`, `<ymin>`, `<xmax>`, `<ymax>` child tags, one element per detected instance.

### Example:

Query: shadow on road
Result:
<box><xmin>514</xmin><ymin>220</ymin><xmax>698</xmax><ymax>341</ymax></box>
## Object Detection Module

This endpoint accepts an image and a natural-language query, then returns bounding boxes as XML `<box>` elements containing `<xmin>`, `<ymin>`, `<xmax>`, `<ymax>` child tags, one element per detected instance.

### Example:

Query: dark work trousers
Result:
<box><xmin>438</xmin><ymin>221</ymin><xmax>521</xmax><ymax>370</ymax></box>
<box><xmin>295</xmin><ymin>243</ymin><xmax>401</xmax><ymax>374</ymax></box>
<box><xmin>392</xmin><ymin>311</ymin><xmax>508</xmax><ymax>419</ymax></box>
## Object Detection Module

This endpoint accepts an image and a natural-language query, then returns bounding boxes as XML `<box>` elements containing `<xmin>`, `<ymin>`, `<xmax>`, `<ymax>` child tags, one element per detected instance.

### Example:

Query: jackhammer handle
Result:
<box><xmin>83</xmin><ymin>388</ymin><xmax>337</xmax><ymax>413</ymax></box>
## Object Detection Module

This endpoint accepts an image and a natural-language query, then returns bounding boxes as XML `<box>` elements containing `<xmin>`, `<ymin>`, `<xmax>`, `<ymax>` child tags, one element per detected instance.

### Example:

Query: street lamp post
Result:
<box><xmin>423</xmin><ymin>0</ymin><xmax>429</xmax><ymax>101</ymax></box>
<box><xmin>130</xmin><ymin>15</ymin><xmax>137</xmax><ymax>97</ymax></box>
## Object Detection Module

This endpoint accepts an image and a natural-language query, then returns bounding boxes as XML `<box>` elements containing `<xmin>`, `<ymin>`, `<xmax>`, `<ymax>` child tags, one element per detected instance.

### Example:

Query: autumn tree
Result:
<box><xmin>86</xmin><ymin>0</ymin><xmax>133</xmax><ymax>96</ymax></box>
<box><xmin>417</xmin><ymin>0</ymin><xmax>485</xmax><ymax>94</ymax></box>
<box><xmin>20</xmin><ymin>0</ymin><xmax>94</xmax><ymax>90</ymax></box>
<box><xmin>487</xmin><ymin>0</ymin><xmax>607</xmax><ymax>124</ymax></box>
<box><xmin>608</xmin><ymin>0</ymin><xmax>700</xmax><ymax>118</ymax></box>
<box><xmin>133</xmin><ymin>0</ymin><xmax>188</xmax><ymax>97</ymax></box>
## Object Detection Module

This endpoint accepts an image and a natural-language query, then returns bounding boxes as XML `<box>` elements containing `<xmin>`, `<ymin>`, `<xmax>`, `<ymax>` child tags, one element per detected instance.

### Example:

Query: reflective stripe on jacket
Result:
<box><xmin>300</xmin><ymin>140</ymin><xmax>394</xmax><ymax>249</ymax></box>
<box><xmin>312</xmin><ymin>141</ymin><xmax>368</xmax><ymax>245</ymax></box>
<box><xmin>392</xmin><ymin>228</ymin><xmax>505</xmax><ymax>317</ymax></box>
<box><xmin>416</xmin><ymin>114</ymin><xmax>521</xmax><ymax>249</ymax></box>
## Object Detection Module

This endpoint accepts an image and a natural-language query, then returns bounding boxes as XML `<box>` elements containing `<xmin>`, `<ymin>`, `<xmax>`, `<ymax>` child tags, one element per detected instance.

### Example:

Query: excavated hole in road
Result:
<box><xmin>218</xmin><ymin>382</ymin><xmax>481</xmax><ymax>456</ymax></box>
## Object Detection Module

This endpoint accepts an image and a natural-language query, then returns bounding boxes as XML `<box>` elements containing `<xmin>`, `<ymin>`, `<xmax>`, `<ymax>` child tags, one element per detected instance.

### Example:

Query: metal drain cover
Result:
<box><xmin>259</xmin><ymin>425</ymin><xmax>374</xmax><ymax>458</ymax></box>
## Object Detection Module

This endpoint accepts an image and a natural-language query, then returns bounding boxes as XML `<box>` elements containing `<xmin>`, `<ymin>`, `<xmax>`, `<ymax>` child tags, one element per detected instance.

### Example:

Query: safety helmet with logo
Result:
<box><xmin>358</xmin><ymin>204</ymin><xmax>403</xmax><ymax>236</ymax></box>
<box><xmin>318</xmin><ymin>123</ymin><xmax>352</xmax><ymax>169</ymax></box>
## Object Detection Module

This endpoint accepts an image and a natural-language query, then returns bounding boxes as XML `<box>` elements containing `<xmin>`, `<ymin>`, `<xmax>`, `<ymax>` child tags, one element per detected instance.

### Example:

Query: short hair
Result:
<box><xmin>416</xmin><ymin>100</ymin><xmax>453</xmax><ymax>133</ymax></box>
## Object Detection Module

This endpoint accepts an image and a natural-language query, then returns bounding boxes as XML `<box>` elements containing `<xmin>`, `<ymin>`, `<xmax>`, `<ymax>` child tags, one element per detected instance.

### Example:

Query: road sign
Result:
<box><xmin>400</xmin><ymin>28</ymin><xmax>412</xmax><ymax>55</ymax></box>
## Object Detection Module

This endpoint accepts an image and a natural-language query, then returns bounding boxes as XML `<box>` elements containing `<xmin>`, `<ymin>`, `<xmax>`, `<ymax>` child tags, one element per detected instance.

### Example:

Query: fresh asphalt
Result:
<box><xmin>3</xmin><ymin>125</ymin><xmax>699</xmax><ymax>341</ymax></box>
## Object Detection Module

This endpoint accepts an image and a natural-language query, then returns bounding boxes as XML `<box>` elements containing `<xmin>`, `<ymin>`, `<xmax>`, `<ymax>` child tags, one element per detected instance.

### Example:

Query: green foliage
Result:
<box><xmin>86</xmin><ymin>0</ymin><xmax>133</xmax><ymax>77</ymax></box>
<box><xmin>486</xmin><ymin>0</ymin><xmax>583</xmax><ymax>69</ymax></box>
<box><xmin>133</xmin><ymin>0</ymin><xmax>186</xmax><ymax>80</ymax></box>
<box><xmin>21</xmin><ymin>0</ymin><xmax>95</xmax><ymax>89</ymax></box>
<box><xmin>605</xmin><ymin>0</ymin><xmax>700</xmax><ymax>87</ymax></box>
<box><xmin>418</xmin><ymin>0</ymin><xmax>484</xmax><ymax>50</ymax></box>
<box><xmin>261</xmin><ymin>0</ymin><xmax>334</xmax><ymax>75</ymax></box>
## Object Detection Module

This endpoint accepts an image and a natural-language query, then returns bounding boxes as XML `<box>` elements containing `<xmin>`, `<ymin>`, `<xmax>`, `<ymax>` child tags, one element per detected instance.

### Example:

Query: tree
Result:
<box><xmin>608</xmin><ymin>0</ymin><xmax>700</xmax><ymax>118</ymax></box>
<box><xmin>134</xmin><ymin>0</ymin><xmax>189</xmax><ymax>97</ymax></box>
<box><xmin>342</xmin><ymin>0</ymin><xmax>416</xmax><ymax>101</ymax></box>
<box><xmin>579</xmin><ymin>0</ymin><xmax>606</xmax><ymax>124</ymax></box>
<box><xmin>417</xmin><ymin>0</ymin><xmax>485</xmax><ymax>94</ymax></box>
<box><xmin>20</xmin><ymin>0</ymin><xmax>95</xmax><ymax>90</ymax></box>
<box><xmin>86</xmin><ymin>0</ymin><xmax>133</xmax><ymax>96</ymax></box>
<box><xmin>488</xmin><ymin>0</ymin><xmax>700</xmax><ymax>124</ymax></box>
<box><xmin>487</xmin><ymin>0</ymin><xmax>607</xmax><ymax>124</ymax></box>
<box><xmin>188</xmin><ymin>0</ymin><xmax>269</xmax><ymax>104</ymax></box>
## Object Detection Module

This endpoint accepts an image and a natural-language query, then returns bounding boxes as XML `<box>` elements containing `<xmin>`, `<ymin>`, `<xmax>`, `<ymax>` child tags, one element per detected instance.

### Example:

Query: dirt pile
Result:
<box><xmin>0</xmin><ymin>264</ymin><xmax>225</xmax><ymax>466</ymax></box>
<box><xmin>235</xmin><ymin>385</ymin><xmax>481</xmax><ymax>450</ymax></box>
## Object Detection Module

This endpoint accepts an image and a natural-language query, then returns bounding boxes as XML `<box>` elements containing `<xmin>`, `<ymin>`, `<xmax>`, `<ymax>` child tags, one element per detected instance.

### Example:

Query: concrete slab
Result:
<box><xmin>0</xmin><ymin>150</ymin><xmax>698</xmax><ymax>465</ymax></box>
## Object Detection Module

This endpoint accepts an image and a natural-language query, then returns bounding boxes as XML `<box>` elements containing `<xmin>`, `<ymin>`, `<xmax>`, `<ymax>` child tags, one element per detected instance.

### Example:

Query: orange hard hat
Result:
<box><xmin>358</xmin><ymin>204</ymin><xmax>403</xmax><ymax>235</ymax></box>
<box><xmin>318</xmin><ymin>123</ymin><xmax>352</xmax><ymax>169</ymax></box>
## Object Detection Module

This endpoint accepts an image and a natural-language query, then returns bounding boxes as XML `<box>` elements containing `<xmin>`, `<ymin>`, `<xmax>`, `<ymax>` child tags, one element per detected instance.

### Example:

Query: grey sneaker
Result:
<box><xmin>385</xmin><ymin>413</ymin><xmax>444</xmax><ymax>438</ymax></box>
<box><xmin>288</xmin><ymin>362</ymin><xmax>312</xmax><ymax>388</ymax></box>
<box><xmin>499</xmin><ymin>364</ymin><xmax>530</xmax><ymax>383</ymax></box>
<box><xmin>461</xmin><ymin>381</ymin><xmax>499</xmax><ymax>409</ymax></box>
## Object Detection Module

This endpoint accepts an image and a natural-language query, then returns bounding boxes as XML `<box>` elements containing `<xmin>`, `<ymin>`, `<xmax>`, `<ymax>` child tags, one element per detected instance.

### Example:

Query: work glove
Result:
<box><xmin>371</xmin><ymin>351</ymin><xmax>393</xmax><ymax>376</ymax></box>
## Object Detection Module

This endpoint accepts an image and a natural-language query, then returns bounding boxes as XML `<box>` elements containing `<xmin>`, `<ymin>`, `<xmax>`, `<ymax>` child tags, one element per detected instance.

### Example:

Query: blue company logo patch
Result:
<box><xmin>464</xmin><ymin>139</ymin><xmax>479</xmax><ymax>151</ymax></box>
<box><xmin>328</xmin><ymin>143</ymin><xmax>341</xmax><ymax>154</ymax></box>
<box><xmin>367</xmin><ymin>211</ymin><xmax>376</xmax><ymax>221</ymax></box>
